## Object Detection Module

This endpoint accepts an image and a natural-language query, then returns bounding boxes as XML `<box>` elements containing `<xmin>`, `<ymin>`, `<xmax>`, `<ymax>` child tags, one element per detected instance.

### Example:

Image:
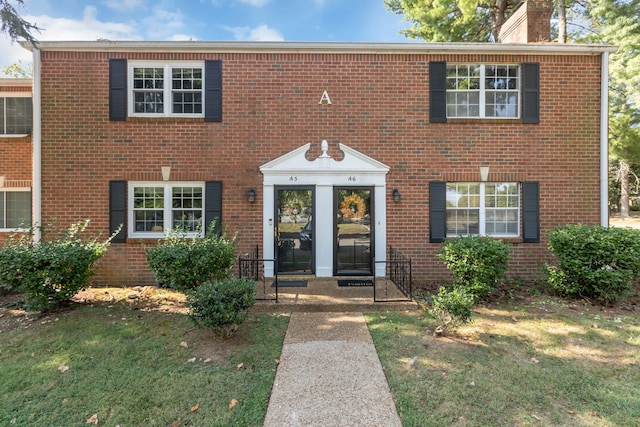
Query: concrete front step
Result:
<box><xmin>251</xmin><ymin>277</ymin><xmax>419</xmax><ymax>313</ymax></box>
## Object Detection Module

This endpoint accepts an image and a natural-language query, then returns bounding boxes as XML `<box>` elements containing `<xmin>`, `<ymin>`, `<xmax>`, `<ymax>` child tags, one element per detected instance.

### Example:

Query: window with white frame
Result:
<box><xmin>129</xmin><ymin>183</ymin><xmax>204</xmax><ymax>237</ymax></box>
<box><xmin>129</xmin><ymin>62</ymin><xmax>204</xmax><ymax>117</ymax></box>
<box><xmin>446</xmin><ymin>64</ymin><xmax>520</xmax><ymax>119</ymax></box>
<box><xmin>446</xmin><ymin>183</ymin><xmax>519</xmax><ymax>237</ymax></box>
<box><xmin>0</xmin><ymin>190</ymin><xmax>31</xmax><ymax>229</ymax></box>
<box><xmin>0</xmin><ymin>96</ymin><xmax>32</xmax><ymax>135</ymax></box>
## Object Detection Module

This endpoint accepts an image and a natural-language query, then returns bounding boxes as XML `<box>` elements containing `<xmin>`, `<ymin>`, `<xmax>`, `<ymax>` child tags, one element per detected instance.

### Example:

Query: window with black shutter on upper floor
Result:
<box><xmin>430</xmin><ymin>61</ymin><xmax>539</xmax><ymax>123</ymax></box>
<box><xmin>109</xmin><ymin>59</ymin><xmax>222</xmax><ymax>122</ymax></box>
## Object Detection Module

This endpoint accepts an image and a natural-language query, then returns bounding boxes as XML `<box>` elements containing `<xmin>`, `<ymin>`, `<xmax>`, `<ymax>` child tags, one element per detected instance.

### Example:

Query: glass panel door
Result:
<box><xmin>334</xmin><ymin>188</ymin><xmax>373</xmax><ymax>275</ymax></box>
<box><xmin>276</xmin><ymin>188</ymin><xmax>314</xmax><ymax>274</ymax></box>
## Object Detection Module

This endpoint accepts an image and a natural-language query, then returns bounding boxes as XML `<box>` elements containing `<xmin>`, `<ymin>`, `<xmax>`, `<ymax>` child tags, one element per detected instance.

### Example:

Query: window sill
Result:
<box><xmin>0</xmin><ymin>134</ymin><xmax>31</xmax><ymax>138</ymax></box>
<box><xmin>446</xmin><ymin>118</ymin><xmax>521</xmax><ymax>125</ymax></box>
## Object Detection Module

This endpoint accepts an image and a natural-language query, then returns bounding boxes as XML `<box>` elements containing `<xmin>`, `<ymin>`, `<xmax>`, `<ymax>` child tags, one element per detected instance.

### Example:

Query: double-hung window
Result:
<box><xmin>446</xmin><ymin>64</ymin><xmax>520</xmax><ymax>119</ymax></box>
<box><xmin>446</xmin><ymin>183</ymin><xmax>519</xmax><ymax>237</ymax></box>
<box><xmin>0</xmin><ymin>189</ymin><xmax>31</xmax><ymax>229</ymax></box>
<box><xmin>0</xmin><ymin>95</ymin><xmax>32</xmax><ymax>135</ymax></box>
<box><xmin>129</xmin><ymin>183</ymin><xmax>204</xmax><ymax>237</ymax></box>
<box><xmin>129</xmin><ymin>62</ymin><xmax>204</xmax><ymax>118</ymax></box>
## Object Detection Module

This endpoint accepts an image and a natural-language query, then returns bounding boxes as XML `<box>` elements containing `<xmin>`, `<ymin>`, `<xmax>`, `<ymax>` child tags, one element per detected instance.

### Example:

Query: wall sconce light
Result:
<box><xmin>479</xmin><ymin>166</ymin><xmax>490</xmax><ymax>182</ymax></box>
<box><xmin>247</xmin><ymin>188</ymin><xmax>256</xmax><ymax>203</ymax></box>
<box><xmin>392</xmin><ymin>188</ymin><xmax>401</xmax><ymax>203</ymax></box>
<box><xmin>161</xmin><ymin>166</ymin><xmax>171</xmax><ymax>181</ymax></box>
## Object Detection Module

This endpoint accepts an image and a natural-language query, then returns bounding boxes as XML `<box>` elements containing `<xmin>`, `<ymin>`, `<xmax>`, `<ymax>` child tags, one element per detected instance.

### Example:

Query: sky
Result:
<box><xmin>1</xmin><ymin>0</ymin><xmax>417</xmax><ymax>77</ymax></box>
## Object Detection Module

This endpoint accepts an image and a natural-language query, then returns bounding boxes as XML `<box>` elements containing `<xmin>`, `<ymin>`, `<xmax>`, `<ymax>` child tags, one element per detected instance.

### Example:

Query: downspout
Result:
<box><xmin>600</xmin><ymin>52</ymin><xmax>609</xmax><ymax>227</ymax></box>
<box><xmin>32</xmin><ymin>48</ymin><xmax>41</xmax><ymax>241</ymax></box>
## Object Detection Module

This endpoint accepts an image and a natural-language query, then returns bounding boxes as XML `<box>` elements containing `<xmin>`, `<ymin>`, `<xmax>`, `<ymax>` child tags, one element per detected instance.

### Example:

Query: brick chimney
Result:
<box><xmin>497</xmin><ymin>0</ymin><xmax>554</xmax><ymax>43</ymax></box>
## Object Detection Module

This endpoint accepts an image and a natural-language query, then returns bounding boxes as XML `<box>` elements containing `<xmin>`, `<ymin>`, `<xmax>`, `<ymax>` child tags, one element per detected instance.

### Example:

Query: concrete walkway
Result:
<box><xmin>263</xmin><ymin>312</ymin><xmax>403</xmax><ymax>427</ymax></box>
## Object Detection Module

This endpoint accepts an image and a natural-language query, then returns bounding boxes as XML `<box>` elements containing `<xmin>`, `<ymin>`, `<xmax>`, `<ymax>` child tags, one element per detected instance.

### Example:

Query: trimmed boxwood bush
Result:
<box><xmin>0</xmin><ymin>221</ymin><xmax>115</xmax><ymax>312</ymax></box>
<box><xmin>546</xmin><ymin>224</ymin><xmax>640</xmax><ymax>304</ymax></box>
<box><xmin>185</xmin><ymin>277</ymin><xmax>256</xmax><ymax>337</ymax></box>
<box><xmin>145</xmin><ymin>223</ymin><xmax>236</xmax><ymax>291</ymax></box>
<box><xmin>437</xmin><ymin>235</ymin><xmax>510</xmax><ymax>299</ymax></box>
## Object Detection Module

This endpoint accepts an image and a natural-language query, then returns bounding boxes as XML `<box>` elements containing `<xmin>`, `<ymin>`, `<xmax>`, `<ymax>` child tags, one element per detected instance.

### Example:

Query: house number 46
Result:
<box><xmin>348</xmin><ymin>176</ymin><xmax>357</xmax><ymax>182</ymax></box>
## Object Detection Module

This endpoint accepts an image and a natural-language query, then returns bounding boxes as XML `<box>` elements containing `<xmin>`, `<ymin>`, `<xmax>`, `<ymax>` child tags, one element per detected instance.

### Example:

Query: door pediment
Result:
<box><xmin>260</xmin><ymin>141</ymin><xmax>389</xmax><ymax>184</ymax></box>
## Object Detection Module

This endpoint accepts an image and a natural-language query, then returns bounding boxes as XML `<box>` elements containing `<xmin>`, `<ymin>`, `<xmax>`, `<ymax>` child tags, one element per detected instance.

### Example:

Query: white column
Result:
<box><xmin>262</xmin><ymin>184</ymin><xmax>275</xmax><ymax>277</ymax></box>
<box><xmin>374</xmin><ymin>184</ymin><xmax>387</xmax><ymax>277</ymax></box>
<box><xmin>314</xmin><ymin>183</ymin><xmax>334</xmax><ymax>277</ymax></box>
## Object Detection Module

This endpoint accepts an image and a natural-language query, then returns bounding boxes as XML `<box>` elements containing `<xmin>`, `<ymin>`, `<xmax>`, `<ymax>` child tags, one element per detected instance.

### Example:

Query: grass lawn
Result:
<box><xmin>367</xmin><ymin>294</ymin><xmax>640</xmax><ymax>427</ymax></box>
<box><xmin>0</xmin><ymin>287</ymin><xmax>289</xmax><ymax>426</ymax></box>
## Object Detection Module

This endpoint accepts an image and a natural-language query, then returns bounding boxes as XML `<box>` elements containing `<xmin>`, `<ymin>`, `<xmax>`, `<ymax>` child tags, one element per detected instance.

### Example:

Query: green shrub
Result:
<box><xmin>430</xmin><ymin>286</ymin><xmax>475</xmax><ymax>336</ymax></box>
<box><xmin>546</xmin><ymin>224</ymin><xmax>640</xmax><ymax>304</ymax></box>
<box><xmin>437</xmin><ymin>236</ymin><xmax>510</xmax><ymax>299</ymax></box>
<box><xmin>145</xmin><ymin>223</ymin><xmax>236</xmax><ymax>291</ymax></box>
<box><xmin>185</xmin><ymin>278</ymin><xmax>256</xmax><ymax>337</ymax></box>
<box><xmin>0</xmin><ymin>221</ymin><xmax>115</xmax><ymax>312</ymax></box>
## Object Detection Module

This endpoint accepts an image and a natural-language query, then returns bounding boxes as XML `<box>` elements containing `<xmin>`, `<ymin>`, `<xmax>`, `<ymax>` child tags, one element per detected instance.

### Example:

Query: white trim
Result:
<box><xmin>32</xmin><ymin>48</ymin><xmax>41</xmax><ymax>241</ymax></box>
<box><xmin>260</xmin><ymin>142</ymin><xmax>389</xmax><ymax>277</ymax></box>
<box><xmin>127</xmin><ymin>181</ymin><xmax>205</xmax><ymax>239</ymax></box>
<box><xmin>19</xmin><ymin>40</ymin><xmax>619</xmax><ymax>56</ymax></box>
<box><xmin>128</xmin><ymin>61</ymin><xmax>205</xmax><ymax>119</ymax></box>
<box><xmin>601</xmin><ymin>52</ymin><xmax>610</xmax><ymax>227</ymax></box>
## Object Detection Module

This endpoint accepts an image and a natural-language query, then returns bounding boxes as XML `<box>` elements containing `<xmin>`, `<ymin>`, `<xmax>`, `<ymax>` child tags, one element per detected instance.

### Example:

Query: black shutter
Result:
<box><xmin>429</xmin><ymin>181</ymin><xmax>447</xmax><ymax>243</ymax></box>
<box><xmin>522</xmin><ymin>181</ymin><xmax>540</xmax><ymax>243</ymax></box>
<box><xmin>109</xmin><ymin>59</ymin><xmax>127</xmax><ymax>121</ymax></box>
<box><xmin>429</xmin><ymin>61</ymin><xmax>447</xmax><ymax>123</ymax></box>
<box><xmin>204</xmin><ymin>60</ymin><xmax>222</xmax><ymax>122</ymax></box>
<box><xmin>522</xmin><ymin>62</ymin><xmax>540</xmax><ymax>124</ymax></box>
<box><xmin>109</xmin><ymin>181</ymin><xmax>127</xmax><ymax>243</ymax></box>
<box><xmin>205</xmin><ymin>181</ymin><xmax>223</xmax><ymax>234</ymax></box>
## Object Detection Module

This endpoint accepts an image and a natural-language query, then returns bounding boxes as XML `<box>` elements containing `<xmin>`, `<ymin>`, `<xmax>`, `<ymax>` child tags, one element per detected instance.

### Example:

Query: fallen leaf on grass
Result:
<box><xmin>179</xmin><ymin>341</ymin><xmax>188</xmax><ymax>348</ymax></box>
<box><xmin>530</xmin><ymin>357</ymin><xmax>539</xmax><ymax>364</ymax></box>
<box><xmin>190</xmin><ymin>404</ymin><xmax>199</xmax><ymax>412</ymax></box>
<box><xmin>274</xmin><ymin>359</ymin><xmax>280</xmax><ymax>365</ymax></box>
<box><xmin>531</xmin><ymin>414</ymin><xmax>541</xmax><ymax>421</ymax></box>
<box><xmin>86</xmin><ymin>414</ymin><xmax>98</xmax><ymax>425</ymax></box>
<box><xmin>407</xmin><ymin>356</ymin><xmax>418</xmax><ymax>369</ymax></box>
<box><xmin>187</xmin><ymin>357</ymin><xmax>196</xmax><ymax>363</ymax></box>
<box><xmin>170</xmin><ymin>420</ymin><xmax>181</xmax><ymax>427</ymax></box>
<box><xmin>58</xmin><ymin>365</ymin><xmax>69</xmax><ymax>373</ymax></box>
<box><xmin>229</xmin><ymin>399</ymin><xmax>238</xmax><ymax>409</ymax></box>
<box><xmin>203</xmin><ymin>358</ymin><xmax>212</xmax><ymax>364</ymax></box>
<box><xmin>511</xmin><ymin>316</ymin><xmax>519</xmax><ymax>322</ymax></box>
<box><xmin>237</xmin><ymin>362</ymin><xmax>244</xmax><ymax>369</ymax></box>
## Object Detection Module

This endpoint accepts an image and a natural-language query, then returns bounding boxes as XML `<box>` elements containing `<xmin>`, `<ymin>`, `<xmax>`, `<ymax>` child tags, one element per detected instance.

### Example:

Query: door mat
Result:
<box><xmin>338</xmin><ymin>279</ymin><xmax>373</xmax><ymax>287</ymax></box>
<box><xmin>271</xmin><ymin>280</ymin><xmax>308</xmax><ymax>288</ymax></box>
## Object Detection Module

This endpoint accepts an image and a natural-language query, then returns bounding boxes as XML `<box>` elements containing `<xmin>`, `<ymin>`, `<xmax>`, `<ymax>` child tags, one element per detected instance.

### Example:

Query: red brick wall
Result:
<box><xmin>37</xmin><ymin>49</ymin><xmax>604</xmax><ymax>286</ymax></box>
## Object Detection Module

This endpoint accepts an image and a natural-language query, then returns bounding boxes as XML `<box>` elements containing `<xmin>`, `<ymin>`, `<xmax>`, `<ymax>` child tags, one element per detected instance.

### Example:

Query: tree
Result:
<box><xmin>577</xmin><ymin>0</ymin><xmax>640</xmax><ymax>218</ymax></box>
<box><xmin>384</xmin><ymin>0</ymin><xmax>575</xmax><ymax>43</ymax></box>
<box><xmin>383</xmin><ymin>0</ymin><xmax>522</xmax><ymax>42</ymax></box>
<box><xmin>1</xmin><ymin>0</ymin><xmax>40</xmax><ymax>45</ymax></box>
<box><xmin>2</xmin><ymin>59</ymin><xmax>32</xmax><ymax>77</ymax></box>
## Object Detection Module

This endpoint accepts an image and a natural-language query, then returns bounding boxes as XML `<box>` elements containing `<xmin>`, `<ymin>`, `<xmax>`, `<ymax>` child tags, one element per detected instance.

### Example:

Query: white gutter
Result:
<box><xmin>19</xmin><ymin>40</ymin><xmax>618</xmax><ymax>56</ymax></box>
<box><xmin>601</xmin><ymin>52</ymin><xmax>610</xmax><ymax>227</ymax></box>
<box><xmin>32</xmin><ymin>48</ymin><xmax>41</xmax><ymax>241</ymax></box>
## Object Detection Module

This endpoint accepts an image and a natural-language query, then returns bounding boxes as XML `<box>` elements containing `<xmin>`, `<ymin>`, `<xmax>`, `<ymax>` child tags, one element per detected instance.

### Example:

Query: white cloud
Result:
<box><xmin>237</xmin><ymin>0</ymin><xmax>272</xmax><ymax>6</ymax></box>
<box><xmin>103</xmin><ymin>0</ymin><xmax>147</xmax><ymax>10</ymax></box>
<box><xmin>225</xmin><ymin>24</ymin><xmax>284</xmax><ymax>41</ymax></box>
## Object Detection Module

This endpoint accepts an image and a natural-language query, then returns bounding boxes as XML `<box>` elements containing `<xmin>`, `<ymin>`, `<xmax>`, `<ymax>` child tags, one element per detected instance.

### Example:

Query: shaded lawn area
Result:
<box><xmin>367</xmin><ymin>298</ymin><xmax>640</xmax><ymax>427</ymax></box>
<box><xmin>0</xmin><ymin>289</ymin><xmax>289</xmax><ymax>426</ymax></box>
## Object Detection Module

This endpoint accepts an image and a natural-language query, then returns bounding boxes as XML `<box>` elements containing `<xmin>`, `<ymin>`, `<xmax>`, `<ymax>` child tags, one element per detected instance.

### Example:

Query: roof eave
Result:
<box><xmin>19</xmin><ymin>40</ymin><xmax>619</xmax><ymax>55</ymax></box>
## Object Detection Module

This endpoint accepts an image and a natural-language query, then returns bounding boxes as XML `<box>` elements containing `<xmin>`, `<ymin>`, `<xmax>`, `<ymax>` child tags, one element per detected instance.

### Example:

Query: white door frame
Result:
<box><xmin>260</xmin><ymin>141</ymin><xmax>389</xmax><ymax>277</ymax></box>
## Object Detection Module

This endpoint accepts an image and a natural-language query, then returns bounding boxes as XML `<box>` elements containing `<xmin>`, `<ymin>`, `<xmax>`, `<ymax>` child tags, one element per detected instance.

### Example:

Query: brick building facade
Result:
<box><xmin>15</xmin><ymin>39</ymin><xmax>614</xmax><ymax>287</ymax></box>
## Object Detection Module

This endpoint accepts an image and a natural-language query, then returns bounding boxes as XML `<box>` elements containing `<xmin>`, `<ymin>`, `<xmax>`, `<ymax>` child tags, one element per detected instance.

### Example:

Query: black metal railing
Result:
<box><xmin>238</xmin><ymin>245</ymin><xmax>278</xmax><ymax>302</ymax></box>
<box><xmin>373</xmin><ymin>246</ymin><xmax>412</xmax><ymax>302</ymax></box>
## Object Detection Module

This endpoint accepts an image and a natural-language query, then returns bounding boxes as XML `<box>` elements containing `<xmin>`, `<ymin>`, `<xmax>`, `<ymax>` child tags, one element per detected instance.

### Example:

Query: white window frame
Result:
<box><xmin>446</xmin><ymin>64</ymin><xmax>520</xmax><ymax>119</ymax></box>
<box><xmin>128</xmin><ymin>61</ymin><xmax>205</xmax><ymax>118</ymax></box>
<box><xmin>128</xmin><ymin>182</ymin><xmax>205</xmax><ymax>238</ymax></box>
<box><xmin>0</xmin><ymin>188</ymin><xmax>32</xmax><ymax>231</ymax></box>
<box><xmin>0</xmin><ymin>92</ymin><xmax>32</xmax><ymax>137</ymax></box>
<box><xmin>446</xmin><ymin>182</ymin><xmax>520</xmax><ymax>238</ymax></box>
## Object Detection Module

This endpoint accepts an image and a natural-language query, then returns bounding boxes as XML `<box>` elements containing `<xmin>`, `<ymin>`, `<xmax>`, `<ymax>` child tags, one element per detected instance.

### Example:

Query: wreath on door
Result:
<box><xmin>340</xmin><ymin>194</ymin><xmax>367</xmax><ymax>219</ymax></box>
